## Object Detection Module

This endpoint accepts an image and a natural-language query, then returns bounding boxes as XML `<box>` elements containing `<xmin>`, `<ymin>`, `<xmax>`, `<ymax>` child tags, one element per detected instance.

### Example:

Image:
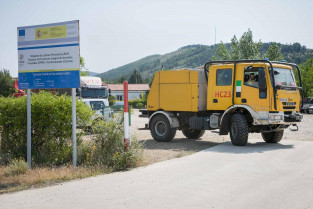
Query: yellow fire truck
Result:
<box><xmin>140</xmin><ymin>60</ymin><xmax>303</xmax><ymax>146</ymax></box>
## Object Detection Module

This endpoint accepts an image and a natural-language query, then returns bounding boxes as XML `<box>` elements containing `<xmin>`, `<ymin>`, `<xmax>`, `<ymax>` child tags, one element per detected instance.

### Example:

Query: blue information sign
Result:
<box><xmin>17</xmin><ymin>20</ymin><xmax>80</xmax><ymax>89</ymax></box>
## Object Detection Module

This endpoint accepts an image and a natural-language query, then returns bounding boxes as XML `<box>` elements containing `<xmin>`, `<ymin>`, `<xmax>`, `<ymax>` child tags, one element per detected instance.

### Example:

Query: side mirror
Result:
<box><xmin>76</xmin><ymin>88</ymin><xmax>81</xmax><ymax>96</ymax></box>
<box><xmin>244</xmin><ymin>66</ymin><xmax>253</xmax><ymax>71</ymax></box>
<box><xmin>258</xmin><ymin>67</ymin><xmax>266</xmax><ymax>89</ymax></box>
<box><xmin>274</xmin><ymin>70</ymin><xmax>280</xmax><ymax>75</ymax></box>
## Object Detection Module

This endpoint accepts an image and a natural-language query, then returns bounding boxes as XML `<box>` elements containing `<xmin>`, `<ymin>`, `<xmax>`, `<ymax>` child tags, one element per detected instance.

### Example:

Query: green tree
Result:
<box><xmin>299</xmin><ymin>57</ymin><xmax>313</xmax><ymax>98</ymax></box>
<box><xmin>119</xmin><ymin>75</ymin><xmax>127</xmax><ymax>83</ymax></box>
<box><xmin>0</xmin><ymin>69</ymin><xmax>14</xmax><ymax>97</ymax></box>
<box><xmin>215</xmin><ymin>29</ymin><xmax>262</xmax><ymax>60</ymax></box>
<box><xmin>213</xmin><ymin>42</ymin><xmax>230</xmax><ymax>60</ymax></box>
<box><xmin>80</xmin><ymin>57</ymin><xmax>89</xmax><ymax>76</ymax></box>
<box><xmin>265</xmin><ymin>43</ymin><xmax>284</xmax><ymax>61</ymax></box>
<box><xmin>129</xmin><ymin>69</ymin><xmax>143</xmax><ymax>84</ymax></box>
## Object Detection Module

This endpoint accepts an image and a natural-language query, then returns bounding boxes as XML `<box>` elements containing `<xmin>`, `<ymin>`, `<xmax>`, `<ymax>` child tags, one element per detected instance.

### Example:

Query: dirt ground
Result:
<box><xmin>131</xmin><ymin>109</ymin><xmax>313</xmax><ymax>165</ymax></box>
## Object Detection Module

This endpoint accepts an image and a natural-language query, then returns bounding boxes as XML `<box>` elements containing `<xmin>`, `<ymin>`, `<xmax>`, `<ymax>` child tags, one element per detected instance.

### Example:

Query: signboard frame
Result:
<box><xmin>17</xmin><ymin>20</ymin><xmax>80</xmax><ymax>168</ymax></box>
<box><xmin>17</xmin><ymin>20</ymin><xmax>80</xmax><ymax>89</ymax></box>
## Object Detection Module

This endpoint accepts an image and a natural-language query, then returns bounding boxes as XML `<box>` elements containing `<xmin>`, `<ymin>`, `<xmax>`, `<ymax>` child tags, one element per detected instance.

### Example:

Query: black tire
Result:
<box><xmin>150</xmin><ymin>114</ymin><xmax>176</xmax><ymax>142</ymax></box>
<box><xmin>261</xmin><ymin>130</ymin><xmax>284</xmax><ymax>143</ymax></box>
<box><xmin>182</xmin><ymin>129</ymin><xmax>205</xmax><ymax>139</ymax></box>
<box><xmin>230</xmin><ymin>114</ymin><xmax>249</xmax><ymax>146</ymax></box>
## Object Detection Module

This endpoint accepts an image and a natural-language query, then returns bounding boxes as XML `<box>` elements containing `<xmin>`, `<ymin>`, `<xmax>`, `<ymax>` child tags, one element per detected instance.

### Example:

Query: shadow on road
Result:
<box><xmin>206</xmin><ymin>141</ymin><xmax>294</xmax><ymax>154</ymax></box>
<box><xmin>141</xmin><ymin>138</ymin><xmax>220</xmax><ymax>152</ymax></box>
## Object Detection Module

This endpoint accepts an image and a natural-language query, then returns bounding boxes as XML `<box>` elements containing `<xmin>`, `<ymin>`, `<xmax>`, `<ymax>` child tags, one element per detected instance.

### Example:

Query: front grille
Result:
<box><xmin>282</xmin><ymin>102</ymin><xmax>296</xmax><ymax>106</ymax></box>
<box><xmin>282</xmin><ymin>102</ymin><xmax>296</xmax><ymax>110</ymax></box>
<box><xmin>283</xmin><ymin>106</ymin><xmax>295</xmax><ymax>110</ymax></box>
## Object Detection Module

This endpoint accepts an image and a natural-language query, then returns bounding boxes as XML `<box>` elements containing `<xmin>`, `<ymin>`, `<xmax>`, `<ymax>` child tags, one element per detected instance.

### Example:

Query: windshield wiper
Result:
<box><xmin>275</xmin><ymin>85</ymin><xmax>302</xmax><ymax>90</ymax></box>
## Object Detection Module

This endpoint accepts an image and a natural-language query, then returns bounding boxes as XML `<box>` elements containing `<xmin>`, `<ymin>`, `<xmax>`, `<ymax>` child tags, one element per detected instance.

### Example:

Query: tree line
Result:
<box><xmin>1</xmin><ymin>29</ymin><xmax>313</xmax><ymax>97</ymax></box>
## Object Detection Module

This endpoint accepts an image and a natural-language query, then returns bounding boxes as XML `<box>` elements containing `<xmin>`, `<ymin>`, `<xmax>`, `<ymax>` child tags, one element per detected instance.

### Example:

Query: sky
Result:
<box><xmin>1</xmin><ymin>0</ymin><xmax>313</xmax><ymax>77</ymax></box>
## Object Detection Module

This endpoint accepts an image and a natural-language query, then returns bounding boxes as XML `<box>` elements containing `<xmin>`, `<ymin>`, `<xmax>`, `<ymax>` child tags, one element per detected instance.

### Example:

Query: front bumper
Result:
<box><xmin>284</xmin><ymin>112</ymin><xmax>303</xmax><ymax>122</ymax></box>
<box><xmin>268</xmin><ymin>112</ymin><xmax>302</xmax><ymax>124</ymax></box>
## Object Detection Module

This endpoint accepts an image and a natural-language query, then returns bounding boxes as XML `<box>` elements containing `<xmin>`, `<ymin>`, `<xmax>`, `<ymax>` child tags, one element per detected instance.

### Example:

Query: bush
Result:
<box><xmin>128</xmin><ymin>93</ymin><xmax>147</xmax><ymax>109</ymax></box>
<box><xmin>4</xmin><ymin>158</ymin><xmax>28</xmax><ymax>176</ymax></box>
<box><xmin>0</xmin><ymin>69</ymin><xmax>14</xmax><ymax>97</ymax></box>
<box><xmin>108</xmin><ymin>95</ymin><xmax>116</xmax><ymax>106</ymax></box>
<box><xmin>0</xmin><ymin>91</ymin><xmax>93</xmax><ymax>166</ymax></box>
<box><xmin>136</xmin><ymin>103</ymin><xmax>144</xmax><ymax>108</ymax></box>
<box><xmin>90</xmin><ymin>115</ymin><xmax>143</xmax><ymax>170</ymax></box>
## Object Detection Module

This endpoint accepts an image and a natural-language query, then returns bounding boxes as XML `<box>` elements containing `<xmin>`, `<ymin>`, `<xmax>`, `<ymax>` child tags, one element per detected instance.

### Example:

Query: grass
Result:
<box><xmin>0</xmin><ymin>150</ymin><xmax>189</xmax><ymax>194</ymax></box>
<box><xmin>0</xmin><ymin>149</ymin><xmax>203</xmax><ymax>194</ymax></box>
<box><xmin>0</xmin><ymin>165</ymin><xmax>106</xmax><ymax>194</ymax></box>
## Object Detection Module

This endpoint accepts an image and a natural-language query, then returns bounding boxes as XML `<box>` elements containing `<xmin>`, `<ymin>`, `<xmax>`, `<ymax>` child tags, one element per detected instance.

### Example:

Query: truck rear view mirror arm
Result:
<box><xmin>258</xmin><ymin>67</ymin><xmax>266</xmax><ymax>89</ymax></box>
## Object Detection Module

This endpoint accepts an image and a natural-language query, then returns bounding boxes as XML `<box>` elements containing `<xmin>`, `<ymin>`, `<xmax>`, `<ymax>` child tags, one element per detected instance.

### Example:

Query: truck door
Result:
<box><xmin>207</xmin><ymin>66</ymin><xmax>234</xmax><ymax>110</ymax></box>
<box><xmin>235</xmin><ymin>65</ymin><xmax>269</xmax><ymax>112</ymax></box>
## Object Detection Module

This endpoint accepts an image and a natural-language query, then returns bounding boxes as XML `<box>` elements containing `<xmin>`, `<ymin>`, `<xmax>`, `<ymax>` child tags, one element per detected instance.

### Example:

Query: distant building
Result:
<box><xmin>106</xmin><ymin>84</ymin><xmax>150</xmax><ymax>101</ymax></box>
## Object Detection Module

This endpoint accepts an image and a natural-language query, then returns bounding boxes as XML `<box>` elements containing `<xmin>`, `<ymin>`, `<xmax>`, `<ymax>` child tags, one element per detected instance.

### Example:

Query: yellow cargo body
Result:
<box><xmin>147</xmin><ymin>69</ymin><xmax>206</xmax><ymax>112</ymax></box>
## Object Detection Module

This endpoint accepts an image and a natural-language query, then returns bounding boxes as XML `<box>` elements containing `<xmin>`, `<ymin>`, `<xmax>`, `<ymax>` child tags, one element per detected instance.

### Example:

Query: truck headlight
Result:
<box><xmin>269</xmin><ymin>115</ymin><xmax>283</xmax><ymax>120</ymax></box>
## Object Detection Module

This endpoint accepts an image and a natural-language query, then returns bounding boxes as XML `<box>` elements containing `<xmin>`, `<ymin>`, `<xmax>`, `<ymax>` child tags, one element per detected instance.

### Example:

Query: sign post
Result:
<box><xmin>123</xmin><ymin>81</ymin><xmax>130</xmax><ymax>150</ymax></box>
<box><xmin>17</xmin><ymin>20</ymin><xmax>80</xmax><ymax>168</ymax></box>
<box><xmin>27</xmin><ymin>89</ymin><xmax>31</xmax><ymax>168</ymax></box>
<box><xmin>0</xmin><ymin>125</ymin><xmax>3</xmax><ymax>158</ymax></box>
<box><xmin>72</xmin><ymin>88</ymin><xmax>77</xmax><ymax>168</ymax></box>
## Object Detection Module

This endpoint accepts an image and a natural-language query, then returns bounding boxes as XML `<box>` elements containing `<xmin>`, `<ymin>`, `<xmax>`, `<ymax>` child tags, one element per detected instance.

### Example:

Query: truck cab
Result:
<box><xmin>142</xmin><ymin>60</ymin><xmax>303</xmax><ymax>146</ymax></box>
<box><xmin>78</xmin><ymin>76</ymin><xmax>110</xmax><ymax>119</ymax></box>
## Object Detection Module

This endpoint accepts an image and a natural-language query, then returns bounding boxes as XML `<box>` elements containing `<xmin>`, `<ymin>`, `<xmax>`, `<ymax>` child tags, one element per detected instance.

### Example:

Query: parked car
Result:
<box><xmin>113</xmin><ymin>101</ymin><xmax>124</xmax><ymax>107</ymax></box>
<box><xmin>302</xmin><ymin>98</ymin><xmax>313</xmax><ymax>113</ymax></box>
<box><xmin>82</xmin><ymin>98</ymin><xmax>112</xmax><ymax>120</ymax></box>
<box><xmin>309</xmin><ymin>106</ymin><xmax>313</xmax><ymax>114</ymax></box>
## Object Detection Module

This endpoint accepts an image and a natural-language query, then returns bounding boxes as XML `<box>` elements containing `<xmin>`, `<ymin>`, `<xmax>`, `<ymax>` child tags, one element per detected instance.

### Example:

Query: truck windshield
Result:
<box><xmin>81</xmin><ymin>88</ymin><xmax>108</xmax><ymax>98</ymax></box>
<box><xmin>272</xmin><ymin>67</ymin><xmax>296</xmax><ymax>87</ymax></box>
<box><xmin>90</xmin><ymin>101</ymin><xmax>105</xmax><ymax>110</ymax></box>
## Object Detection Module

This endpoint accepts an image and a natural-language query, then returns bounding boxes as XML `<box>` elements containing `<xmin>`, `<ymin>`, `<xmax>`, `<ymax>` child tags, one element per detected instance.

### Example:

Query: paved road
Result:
<box><xmin>1</xmin><ymin>140</ymin><xmax>313</xmax><ymax>209</ymax></box>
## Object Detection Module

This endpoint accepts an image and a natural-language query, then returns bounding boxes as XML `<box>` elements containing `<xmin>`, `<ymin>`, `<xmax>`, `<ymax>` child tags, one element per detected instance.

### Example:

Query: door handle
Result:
<box><xmin>213</xmin><ymin>99</ymin><xmax>218</xmax><ymax>103</ymax></box>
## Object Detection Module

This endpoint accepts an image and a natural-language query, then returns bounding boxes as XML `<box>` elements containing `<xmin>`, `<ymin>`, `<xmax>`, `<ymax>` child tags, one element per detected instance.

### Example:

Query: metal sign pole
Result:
<box><xmin>27</xmin><ymin>89</ymin><xmax>31</xmax><ymax>168</ymax></box>
<box><xmin>72</xmin><ymin>88</ymin><xmax>77</xmax><ymax>168</ymax></box>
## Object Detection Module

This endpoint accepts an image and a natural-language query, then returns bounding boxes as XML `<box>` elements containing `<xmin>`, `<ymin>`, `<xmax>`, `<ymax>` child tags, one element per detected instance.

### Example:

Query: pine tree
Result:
<box><xmin>129</xmin><ymin>69</ymin><xmax>143</xmax><ymax>84</ymax></box>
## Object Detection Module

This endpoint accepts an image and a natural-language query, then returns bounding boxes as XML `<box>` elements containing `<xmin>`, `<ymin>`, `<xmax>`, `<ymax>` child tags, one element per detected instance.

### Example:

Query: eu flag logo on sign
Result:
<box><xmin>19</xmin><ymin>30</ymin><xmax>25</xmax><ymax>36</ymax></box>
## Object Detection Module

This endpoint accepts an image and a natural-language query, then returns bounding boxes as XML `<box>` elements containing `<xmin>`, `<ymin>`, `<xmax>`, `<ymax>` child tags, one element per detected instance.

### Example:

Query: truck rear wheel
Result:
<box><xmin>150</xmin><ymin>114</ymin><xmax>176</xmax><ymax>142</ymax></box>
<box><xmin>182</xmin><ymin>129</ymin><xmax>205</xmax><ymax>139</ymax></box>
<box><xmin>230</xmin><ymin>114</ymin><xmax>248</xmax><ymax>146</ymax></box>
<box><xmin>261</xmin><ymin>130</ymin><xmax>284</xmax><ymax>143</ymax></box>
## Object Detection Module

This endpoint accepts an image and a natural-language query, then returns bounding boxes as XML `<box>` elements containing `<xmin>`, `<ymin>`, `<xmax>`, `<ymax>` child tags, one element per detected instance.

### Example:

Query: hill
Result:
<box><xmin>98</xmin><ymin>43</ymin><xmax>313</xmax><ymax>82</ymax></box>
<box><xmin>88</xmin><ymin>71</ymin><xmax>99</xmax><ymax>76</ymax></box>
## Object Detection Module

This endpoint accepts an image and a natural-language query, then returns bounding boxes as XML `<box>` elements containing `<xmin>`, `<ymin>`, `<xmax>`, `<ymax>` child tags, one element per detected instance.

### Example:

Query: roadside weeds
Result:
<box><xmin>0</xmin><ymin>165</ymin><xmax>106</xmax><ymax>194</ymax></box>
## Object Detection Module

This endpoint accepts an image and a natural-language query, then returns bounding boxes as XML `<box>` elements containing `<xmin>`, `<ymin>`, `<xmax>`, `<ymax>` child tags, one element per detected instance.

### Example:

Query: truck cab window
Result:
<box><xmin>90</xmin><ymin>101</ymin><xmax>105</xmax><ymax>111</ymax></box>
<box><xmin>244</xmin><ymin>67</ymin><xmax>259</xmax><ymax>88</ymax></box>
<box><xmin>216</xmin><ymin>69</ymin><xmax>232</xmax><ymax>86</ymax></box>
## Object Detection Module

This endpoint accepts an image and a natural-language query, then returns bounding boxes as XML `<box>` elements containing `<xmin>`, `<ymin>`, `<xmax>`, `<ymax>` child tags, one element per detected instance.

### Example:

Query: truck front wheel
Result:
<box><xmin>150</xmin><ymin>114</ymin><xmax>176</xmax><ymax>142</ymax></box>
<box><xmin>261</xmin><ymin>130</ymin><xmax>284</xmax><ymax>143</ymax></box>
<box><xmin>182</xmin><ymin>129</ymin><xmax>205</xmax><ymax>139</ymax></box>
<box><xmin>230</xmin><ymin>114</ymin><xmax>249</xmax><ymax>146</ymax></box>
